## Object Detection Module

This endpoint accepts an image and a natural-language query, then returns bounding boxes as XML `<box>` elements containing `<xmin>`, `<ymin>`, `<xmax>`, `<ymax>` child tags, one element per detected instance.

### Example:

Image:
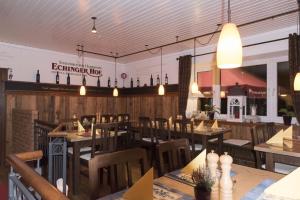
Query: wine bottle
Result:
<box><xmin>130</xmin><ymin>78</ymin><xmax>133</xmax><ymax>88</ymax></box>
<box><xmin>82</xmin><ymin>75</ymin><xmax>86</xmax><ymax>86</ymax></box>
<box><xmin>97</xmin><ymin>76</ymin><xmax>100</xmax><ymax>87</ymax></box>
<box><xmin>36</xmin><ymin>70</ymin><xmax>40</xmax><ymax>83</ymax></box>
<box><xmin>156</xmin><ymin>75</ymin><xmax>160</xmax><ymax>86</ymax></box>
<box><xmin>56</xmin><ymin>72</ymin><xmax>59</xmax><ymax>84</ymax></box>
<box><xmin>67</xmin><ymin>73</ymin><xmax>70</xmax><ymax>85</ymax></box>
<box><xmin>108</xmin><ymin>77</ymin><xmax>111</xmax><ymax>88</ymax></box>
<box><xmin>137</xmin><ymin>77</ymin><xmax>140</xmax><ymax>87</ymax></box>
<box><xmin>165</xmin><ymin>74</ymin><xmax>168</xmax><ymax>85</ymax></box>
<box><xmin>150</xmin><ymin>74</ymin><xmax>153</xmax><ymax>86</ymax></box>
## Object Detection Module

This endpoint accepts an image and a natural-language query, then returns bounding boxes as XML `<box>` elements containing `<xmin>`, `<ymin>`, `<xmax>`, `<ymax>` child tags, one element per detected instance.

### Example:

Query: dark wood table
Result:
<box><xmin>254</xmin><ymin>143</ymin><xmax>300</xmax><ymax>172</ymax></box>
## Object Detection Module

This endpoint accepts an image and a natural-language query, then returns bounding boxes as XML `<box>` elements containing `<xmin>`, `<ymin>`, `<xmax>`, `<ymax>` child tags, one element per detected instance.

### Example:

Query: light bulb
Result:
<box><xmin>158</xmin><ymin>84</ymin><xmax>165</xmax><ymax>95</ymax></box>
<box><xmin>294</xmin><ymin>72</ymin><xmax>300</xmax><ymax>91</ymax></box>
<box><xmin>80</xmin><ymin>85</ymin><xmax>86</xmax><ymax>96</ymax></box>
<box><xmin>217</xmin><ymin>23</ymin><xmax>242</xmax><ymax>69</ymax></box>
<box><xmin>191</xmin><ymin>82</ymin><xmax>199</xmax><ymax>94</ymax></box>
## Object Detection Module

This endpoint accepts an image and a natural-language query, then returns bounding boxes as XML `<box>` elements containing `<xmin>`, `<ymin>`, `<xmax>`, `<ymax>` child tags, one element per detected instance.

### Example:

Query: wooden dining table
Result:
<box><xmin>254</xmin><ymin>143</ymin><xmax>300</xmax><ymax>172</ymax></box>
<box><xmin>99</xmin><ymin>164</ymin><xmax>284</xmax><ymax>200</ymax></box>
<box><xmin>49</xmin><ymin>129</ymin><xmax>129</xmax><ymax>195</ymax></box>
<box><xmin>170</xmin><ymin>126</ymin><xmax>231</xmax><ymax>154</ymax></box>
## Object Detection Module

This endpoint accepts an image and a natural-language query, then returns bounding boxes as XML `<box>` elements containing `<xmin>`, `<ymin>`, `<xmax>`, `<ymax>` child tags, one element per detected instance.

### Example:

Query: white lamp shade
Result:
<box><xmin>220</xmin><ymin>91</ymin><xmax>226</xmax><ymax>98</ymax></box>
<box><xmin>191</xmin><ymin>82</ymin><xmax>199</xmax><ymax>94</ymax></box>
<box><xmin>294</xmin><ymin>72</ymin><xmax>300</xmax><ymax>91</ymax></box>
<box><xmin>158</xmin><ymin>84</ymin><xmax>165</xmax><ymax>95</ymax></box>
<box><xmin>217</xmin><ymin>23</ymin><xmax>243</xmax><ymax>69</ymax></box>
<box><xmin>80</xmin><ymin>85</ymin><xmax>86</xmax><ymax>96</ymax></box>
<box><xmin>113</xmin><ymin>87</ymin><xmax>119</xmax><ymax>96</ymax></box>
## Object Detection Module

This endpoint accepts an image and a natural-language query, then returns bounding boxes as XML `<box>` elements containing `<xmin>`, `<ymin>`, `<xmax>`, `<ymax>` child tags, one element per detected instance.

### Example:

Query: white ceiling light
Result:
<box><xmin>79</xmin><ymin>45</ymin><xmax>86</xmax><ymax>96</ymax></box>
<box><xmin>217</xmin><ymin>0</ymin><xmax>242</xmax><ymax>69</ymax></box>
<box><xmin>113</xmin><ymin>54</ymin><xmax>119</xmax><ymax>97</ymax></box>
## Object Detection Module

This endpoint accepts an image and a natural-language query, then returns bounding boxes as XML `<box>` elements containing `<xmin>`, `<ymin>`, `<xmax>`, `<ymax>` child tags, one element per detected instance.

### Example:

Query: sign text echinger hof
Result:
<box><xmin>51</xmin><ymin>61</ymin><xmax>102</xmax><ymax>77</ymax></box>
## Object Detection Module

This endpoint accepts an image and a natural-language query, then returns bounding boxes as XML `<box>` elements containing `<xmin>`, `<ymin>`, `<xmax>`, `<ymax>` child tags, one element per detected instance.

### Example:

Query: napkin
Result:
<box><xmin>267</xmin><ymin>126</ymin><xmax>293</xmax><ymax>147</ymax></box>
<box><xmin>211</xmin><ymin>120</ymin><xmax>219</xmax><ymax>129</ymax></box>
<box><xmin>263</xmin><ymin>167</ymin><xmax>300</xmax><ymax>199</ymax></box>
<box><xmin>195</xmin><ymin>121</ymin><xmax>205</xmax><ymax>131</ymax></box>
<box><xmin>123</xmin><ymin>168</ymin><xmax>153</xmax><ymax>200</ymax></box>
<box><xmin>181</xmin><ymin>149</ymin><xmax>207</xmax><ymax>174</ymax></box>
<box><xmin>77</xmin><ymin>121</ymin><xmax>85</xmax><ymax>132</ymax></box>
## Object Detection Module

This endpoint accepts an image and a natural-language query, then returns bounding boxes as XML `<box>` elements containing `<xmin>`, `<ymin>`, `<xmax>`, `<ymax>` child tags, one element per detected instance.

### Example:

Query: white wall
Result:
<box><xmin>0</xmin><ymin>42</ymin><xmax>126</xmax><ymax>87</ymax></box>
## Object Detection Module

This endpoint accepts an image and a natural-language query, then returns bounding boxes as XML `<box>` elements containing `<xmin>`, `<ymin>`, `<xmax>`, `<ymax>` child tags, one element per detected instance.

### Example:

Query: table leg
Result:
<box><xmin>266</xmin><ymin>152</ymin><xmax>274</xmax><ymax>172</ymax></box>
<box><xmin>202</xmin><ymin>135</ymin><xmax>208</xmax><ymax>151</ymax></box>
<box><xmin>72</xmin><ymin>142</ymin><xmax>80</xmax><ymax>195</ymax></box>
<box><xmin>218</xmin><ymin>134</ymin><xmax>224</xmax><ymax>155</ymax></box>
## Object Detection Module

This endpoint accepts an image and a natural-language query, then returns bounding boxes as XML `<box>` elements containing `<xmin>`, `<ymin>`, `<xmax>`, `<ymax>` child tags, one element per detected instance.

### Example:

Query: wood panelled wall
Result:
<box><xmin>6</xmin><ymin>93</ymin><xmax>178</xmax><ymax>154</ymax></box>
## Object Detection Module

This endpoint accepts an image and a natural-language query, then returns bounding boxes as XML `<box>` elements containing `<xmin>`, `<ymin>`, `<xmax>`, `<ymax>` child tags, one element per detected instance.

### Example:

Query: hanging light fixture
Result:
<box><xmin>158</xmin><ymin>48</ymin><xmax>165</xmax><ymax>95</ymax></box>
<box><xmin>113</xmin><ymin>54</ymin><xmax>119</xmax><ymax>97</ymax></box>
<box><xmin>91</xmin><ymin>17</ymin><xmax>97</xmax><ymax>33</ymax></box>
<box><xmin>217</xmin><ymin>0</ymin><xmax>242</xmax><ymax>69</ymax></box>
<box><xmin>79</xmin><ymin>45</ymin><xmax>86</xmax><ymax>96</ymax></box>
<box><xmin>191</xmin><ymin>38</ymin><xmax>199</xmax><ymax>94</ymax></box>
<box><xmin>294</xmin><ymin>5</ymin><xmax>300</xmax><ymax>91</ymax></box>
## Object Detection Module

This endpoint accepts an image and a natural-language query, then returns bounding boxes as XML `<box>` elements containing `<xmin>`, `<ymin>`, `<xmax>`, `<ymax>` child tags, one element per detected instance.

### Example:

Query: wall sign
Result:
<box><xmin>51</xmin><ymin>60</ymin><xmax>103</xmax><ymax>77</ymax></box>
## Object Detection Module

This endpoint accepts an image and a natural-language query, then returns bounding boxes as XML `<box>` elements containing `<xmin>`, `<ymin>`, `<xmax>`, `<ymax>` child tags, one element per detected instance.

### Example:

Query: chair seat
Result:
<box><xmin>142</xmin><ymin>137</ymin><xmax>164</xmax><ymax>144</ymax></box>
<box><xmin>68</xmin><ymin>147</ymin><xmax>92</xmax><ymax>155</ymax></box>
<box><xmin>262</xmin><ymin>163</ymin><xmax>298</xmax><ymax>175</ymax></box>
<box><xmin>223</xmin><ymin>139</ymin><xmax>250</xmax><ymax>146</ymax></box>
<box><xmin>190</xmin><ymin>144</ymin><xmax>203</xmax><ymax>151</ymax></box>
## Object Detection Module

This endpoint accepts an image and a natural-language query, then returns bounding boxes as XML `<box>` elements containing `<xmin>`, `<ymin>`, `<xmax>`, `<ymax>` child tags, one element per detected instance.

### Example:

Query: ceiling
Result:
<box><xmin>0</xmin><ymin>0</ymin><xmax>297</xmax><ymax>63</ymax></box>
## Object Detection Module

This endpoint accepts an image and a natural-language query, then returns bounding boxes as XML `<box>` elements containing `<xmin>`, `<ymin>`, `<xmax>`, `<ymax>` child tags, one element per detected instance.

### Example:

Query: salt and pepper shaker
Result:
<box><xmin>220</xmin><ymin>152</ymin><xmax>233</xmax><ymax>200</ymax></box>
<box><xmin>207</xmin><ymin>150</ymin><xmax>219</xmax><ymax>199</ymax></box>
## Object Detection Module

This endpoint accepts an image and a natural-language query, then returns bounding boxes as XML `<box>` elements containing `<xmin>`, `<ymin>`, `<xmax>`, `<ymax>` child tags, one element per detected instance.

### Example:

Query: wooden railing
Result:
<box><xmin>7</xmin><ymin>150</ymin><xmax>69</xmax><ymax>200</ymax></box>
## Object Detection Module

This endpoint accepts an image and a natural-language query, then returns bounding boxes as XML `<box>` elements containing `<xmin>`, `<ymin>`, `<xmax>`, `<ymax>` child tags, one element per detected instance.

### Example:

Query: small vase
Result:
<box><xmin>283</xmin><ymin>115</ymin><xmax>292</xmax><ymax>126</ymax></box>
<box><xmin>194</xmin><ymin>186</ymin><xmax>211</xmax><ymax>200</ymax></box>
<box><xmin>208</xmin><ymin>112</ymin><xmax>215</xmax><ymax>120</ymax></box>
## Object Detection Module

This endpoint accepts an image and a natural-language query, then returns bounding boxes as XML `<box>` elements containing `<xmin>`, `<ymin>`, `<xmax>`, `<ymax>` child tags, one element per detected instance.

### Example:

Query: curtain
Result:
<box><xmin>178</xmin><ymin>55</ymin><xmax>192</xmax><ymax>117</ymax></box>
<box><xmin>289</xmin><ymin>33</ymin><xmax>300</xmax><ymax>123</ymax></box>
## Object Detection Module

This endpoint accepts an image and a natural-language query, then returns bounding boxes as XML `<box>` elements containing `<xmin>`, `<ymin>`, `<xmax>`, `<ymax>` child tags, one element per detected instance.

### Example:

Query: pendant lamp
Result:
<box><xmin>91</xmin><ymin>17</ymin><xmax>97</xmax><ymax>33</ymax></box>
<box><xmin>113</xmin><ymin>55</ymin><xmax>119</xmax><ymax>97</ymax></box>
<box><xmin>79</xmin><ymin>45</ymin><xmax>86</xmax><ymax>96</ymax></box>
<box><xmin>191</xmin><ymin>38</ymin><xmax>199</xmax><ymax>94</ymax></box>
<box><xmin>158</xmin><ymin>48</ymin><xmax>165</xmax><ymax>95</ymax></box>
<box><xmin>217</xmin><ymin>0</ymin><xmax>242</xmax><ymax>69</ymax></box>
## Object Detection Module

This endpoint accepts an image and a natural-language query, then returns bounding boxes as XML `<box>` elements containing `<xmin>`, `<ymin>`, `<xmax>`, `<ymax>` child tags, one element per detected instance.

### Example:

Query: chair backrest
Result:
<box><xmin>156</xmin><ymin>139</ymin><xmax>191</xmax><ymax>176</ymax></box>
<box><xmin>154</xmin><ymin>118</ymin><xmax>170</xmax><ymax>141</ymax></box>
<box><xmin>80</xmin><ymin>115</ymin><xmax>96</xmax><ymax>129</ymax></box>
<box><xmin>138</xmin><ymin>116</ymin><xmax>154</xmax><ymax>142</ymax></box>
<box><xmin>88</xmin><ymin>148</ymin><xmax>149</xmax><ymax>200</ymax></box>
<box><xmin>91</xmin><ymin>122</ymin><xmax>119</xmax><ymax>158</ymax></box>
<box><xmin>57</xmin><ymin>118</ymin><xmax>79</xmax><ymax>131</ymax></box>
<box><xmin>251</xmin><ymin>123</ymin><xmax>274</xmax><ymax>168</ymax></box>
<box><xmin>100</xmin><ymin>114</ymin><xmax>117</xmax><ymax>123</ymax></box>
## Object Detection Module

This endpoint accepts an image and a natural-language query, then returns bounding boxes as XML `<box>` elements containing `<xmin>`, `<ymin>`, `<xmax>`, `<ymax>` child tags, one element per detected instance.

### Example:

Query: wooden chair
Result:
<box><xmin>138</xmin><ymin>117</ymin><xmax>155</xmax><ymax>143</ymax></box>
<box><xmin>88</xmin><ymin>148</ymin><xmax>149</xmax><ymax>200</ymax></box>
<box><xmin>80</xmin><ymin>115</ymin><xmax>96</xmax><ymax>129</ymax></box>
<box><xmin>156</xmin><ymin>138</ymin><xmax>191</xmax><ymax>176</ymax></box>
<box><xmin>154</xmin><ymin>117</ymin><xmax>171</xmax><ymax>141</ymax></box>
<box><xmin>173</xmin><ymin>119</ymin><xmax>202</xmax><ymax>157</ymax></box>
<box><xmin>251</xmin><ymin>123</ymin><xmax>297</xmax><ymax>174</ymax></box>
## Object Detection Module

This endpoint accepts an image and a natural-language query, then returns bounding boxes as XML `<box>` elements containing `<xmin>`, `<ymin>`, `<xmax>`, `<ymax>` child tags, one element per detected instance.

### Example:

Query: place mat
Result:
<box><xmin>165</xmin><ymin>169</ymin><xmax>236</xmax><ymax>187</ymax></box>
<box><xmin>240</xmin><ymin>179</ymin><xmax>275</xmax><ymax>200</ymax></box>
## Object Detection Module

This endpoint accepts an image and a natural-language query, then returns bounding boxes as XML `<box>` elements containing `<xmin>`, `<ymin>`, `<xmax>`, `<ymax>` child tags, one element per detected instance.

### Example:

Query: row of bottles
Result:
<box><xmin>36</xmin><ymin>70</ymin><xmax>168</xmax><ymax>88</ymax></box>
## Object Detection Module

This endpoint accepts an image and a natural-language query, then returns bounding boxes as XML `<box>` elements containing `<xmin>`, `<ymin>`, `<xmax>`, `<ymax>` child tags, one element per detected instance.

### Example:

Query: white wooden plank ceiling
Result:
<box><xmin>0</xmin><ymin>0</ymin><xmax>297</xmax><ymax>62</ymax></box>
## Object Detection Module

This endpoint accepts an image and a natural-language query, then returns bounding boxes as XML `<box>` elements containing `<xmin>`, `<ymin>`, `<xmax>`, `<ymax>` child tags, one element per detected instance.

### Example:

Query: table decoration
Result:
<box><xmin>191</xmin><ymin>166</ymin><xmax>215</xmax><ymax>200</ymax></box>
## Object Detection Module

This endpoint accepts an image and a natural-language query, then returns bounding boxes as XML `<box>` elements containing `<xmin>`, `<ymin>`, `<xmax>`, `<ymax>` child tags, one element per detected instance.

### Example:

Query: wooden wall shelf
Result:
<box><xmin>5</xmin><ymin>81</ymin><xmax>178</xmax><ymax>96</ymax></box>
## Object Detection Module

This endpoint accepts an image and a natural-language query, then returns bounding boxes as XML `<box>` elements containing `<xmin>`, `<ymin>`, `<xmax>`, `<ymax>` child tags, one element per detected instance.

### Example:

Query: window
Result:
<box><xmin>277</xmin><ymin>62</ymin><xmax>294</xmax><ymax>116</ymax></box>
<box><xmin>220</xmin><ymin>64</ymin><xmax>267</xmax><ymax>116</ymax></box>
<box><xmin>197</xmin><ymin>71</ymin><xmax>213</xmax><ymax>111</ymax></box>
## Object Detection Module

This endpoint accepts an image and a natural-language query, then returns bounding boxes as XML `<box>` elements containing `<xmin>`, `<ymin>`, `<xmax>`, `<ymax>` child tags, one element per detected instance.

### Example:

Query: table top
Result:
<box><xmin>254</xmin><ymin>143</ymin><xmax>300</xmax><ymax>158</ymax></box>
<box><xmin>169</xmin><ymin>126</ymin><xmax>231</xmax><ymax>136</ymax></box>
<box><xmin>48</xmin><ymin>130</ymin><xmax>127</xmax><ymax>143</ymax></box>
<box><xmin>99</xmin><ymin>164</ymin><xmax>284</xmax><ymax>200</ymax></box>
